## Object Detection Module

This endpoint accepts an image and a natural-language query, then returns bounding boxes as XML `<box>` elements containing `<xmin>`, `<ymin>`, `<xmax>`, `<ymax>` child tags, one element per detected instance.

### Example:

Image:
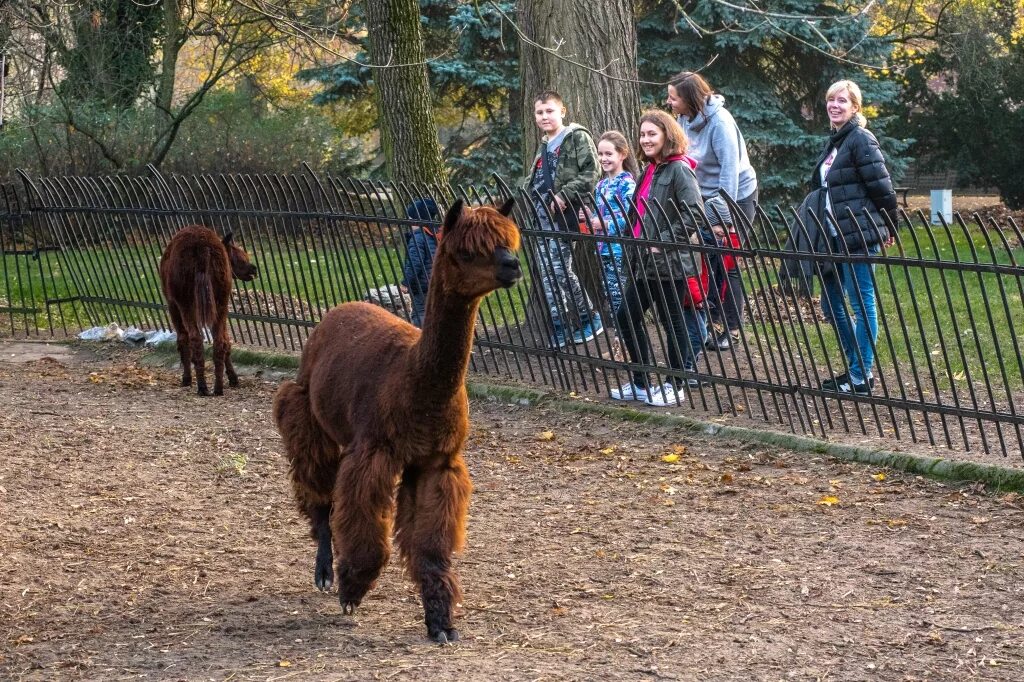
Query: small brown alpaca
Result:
<box><xmin>273</xmin><ymin>199</ymin><xmax>521</xmax><ymax>643</ymax></box>
<box><xmin>159</xmin><ymin>225</ymin><xmax>258</xmax><ymax>396</ymax></box>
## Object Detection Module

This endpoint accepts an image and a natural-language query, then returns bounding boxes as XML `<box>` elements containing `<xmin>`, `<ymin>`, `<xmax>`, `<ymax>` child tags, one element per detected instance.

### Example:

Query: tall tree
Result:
<box><xmin>517</xmin><ymin>0</ymin><xmax>641</xmax><ymax>166</ymax></box>
<box><xmin>300</xmin><ymin>1</ymin><xmax>519</xmax><ymax>186</ymax></box>
<box><xmin>364</xmin><ymin>0</ymin><xmax>447</xmax><ymax>188</ymax></box>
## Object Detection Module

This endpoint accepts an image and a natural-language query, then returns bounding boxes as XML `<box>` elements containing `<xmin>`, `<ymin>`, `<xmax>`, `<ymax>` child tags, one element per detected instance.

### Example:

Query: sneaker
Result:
<box><xmin>645</xmin><ymin>382</ymin><xmax>683</xmax><ymax>407</ymax></box>
<box><xmin>549</xmin><ymin>328</ymin><xmax>569</xmax><ymax>349</ymax></box>
<box><xmin>821</xmin><ymin>373</ymin><xmax>873</xmax><ymax>395</ymax></box>
<box><xmin>571</xmin><ymin>314</ymin><xmax>605</xmax><ymax>345</ymax></box>
<box><xmin>683</xmin><ymin>362</ymin><xmax>709</xmax><ymax>389</ymax></box>
<box><xmin>610</xmin><ymin>382</ymin><xmax>650</xmax><ymax>401</ymax></box>
<box><xmin>714</xmin><ymin>331</ymin><xmax>739</xmax><ymax>350</ymax></box>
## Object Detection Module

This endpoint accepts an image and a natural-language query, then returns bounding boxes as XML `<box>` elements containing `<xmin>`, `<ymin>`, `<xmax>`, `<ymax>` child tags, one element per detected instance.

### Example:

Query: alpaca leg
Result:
<box><xmin>312</xmin><ymin>503</ymin><xmax>334</xmax><ymax>591</ymax></box>
<box><xmin>406</xmin><ymin>454</ymin><xmax>472</xmax><ymax>644</ymax></box>
<box><xmin>211</xmin><ymin>317</ymin><xmax>229</xmax><ymax>395</ymax></box>
<box><xmin>189</xmin><ymin>323</ymin><xmax>208</xmax><ymax>395</ymax></box>
<box><xmin>273</xmin><ymin>380</ymin><xmax>341</xmax><ymax>591</ymax></box>
<box><xmin>225</xmin><ymin>346</ymin><xmax>239</xmax><ymax>388</ymax></box>
<box><xmin>169</xmin><ymin>305</ymin><xmax>191</xmax><ymax>387</ymax></box>
<box><xmin>332</xmin><ymin>449</ymin><xmax>399</xmax><ymax>614</ymax></box>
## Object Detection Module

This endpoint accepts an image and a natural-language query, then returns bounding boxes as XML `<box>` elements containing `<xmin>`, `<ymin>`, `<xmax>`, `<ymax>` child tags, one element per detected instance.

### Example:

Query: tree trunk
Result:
<box><xmin>518</xmin><ymin>0</ymin><xmax>640</xmax><ymax>327</ymax></box>
<box><xmin>365</xmin><ymin>0</ymin><xmax>447</xmax><ymax>189</ymax></box>
<box><xmin>518</xmin><ymin>0</ymin><xmax>640</xmax><ymax>167</ymax></box>
<box><xmin>155</xmin><ymin>0</ymin><xmax>181</xmax><ymax>118</ymax></box>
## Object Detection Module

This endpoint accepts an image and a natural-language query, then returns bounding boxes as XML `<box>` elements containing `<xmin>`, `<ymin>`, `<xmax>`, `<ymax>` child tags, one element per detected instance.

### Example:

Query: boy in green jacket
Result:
<box><xmin>523</xmin><ymin>90</ymin><xmax>602</xmax><ymax>348</ymax></box>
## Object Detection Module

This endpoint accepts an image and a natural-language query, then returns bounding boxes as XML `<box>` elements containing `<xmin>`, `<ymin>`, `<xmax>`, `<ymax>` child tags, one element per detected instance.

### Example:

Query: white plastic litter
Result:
<box><xmin>144</xmin><ymin>329</ymin><xmax>177</xmax><ymax>346</ymax></box>
<box><xmin>78</xmin><ymin>322</ymin><xmax>123</xmax><ymax>341</ymax></box>
<box><xmin>78</xmin><ymin>323</ymin><xmax>177</xmax><ymax>346</ymax></box>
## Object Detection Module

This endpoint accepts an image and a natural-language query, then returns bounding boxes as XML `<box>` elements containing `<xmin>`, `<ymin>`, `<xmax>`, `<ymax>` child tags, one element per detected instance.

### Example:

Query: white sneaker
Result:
<box><xmin>609</xmin><ymin>382</ymin><xmax>650</xmax><ymax>401</ymax></box>
<box><xmin>645</xmin><ymin>382</ymin><xmax>683</xmax><ymax>407</ymax></box>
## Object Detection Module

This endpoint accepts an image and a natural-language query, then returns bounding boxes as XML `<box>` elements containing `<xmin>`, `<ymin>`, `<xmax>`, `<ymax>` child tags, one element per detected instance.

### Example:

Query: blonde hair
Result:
<box><xmin>826</xmin><ymin>80</ymin><xmax>867</xmax><ymax>128</ymax></box>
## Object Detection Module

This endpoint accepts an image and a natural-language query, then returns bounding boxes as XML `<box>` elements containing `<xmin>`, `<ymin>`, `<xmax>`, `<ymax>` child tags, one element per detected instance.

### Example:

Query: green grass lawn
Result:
<box><xmin>4</xmin><ymin>223</ymin><xmax>1022</xmax><ymax>393</ymax></box>
<box><xmin>741</xmin><ymin>220</ymin><xmax>1024</xmax><ymax>392</ymax></box>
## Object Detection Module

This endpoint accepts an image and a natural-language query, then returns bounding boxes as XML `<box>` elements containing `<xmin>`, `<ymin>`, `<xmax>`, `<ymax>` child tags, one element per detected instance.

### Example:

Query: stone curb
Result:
<box><xmin>465</xmin><ymin>381</ymin><xmax>1024</xmax><ymax>493</ymax></box>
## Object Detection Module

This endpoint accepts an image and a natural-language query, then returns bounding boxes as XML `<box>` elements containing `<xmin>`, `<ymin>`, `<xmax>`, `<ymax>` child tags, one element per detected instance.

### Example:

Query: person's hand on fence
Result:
<box><xmin>712</xmin><ymin>224</ymin><xmax>727</xmax><ymax>240</ymax></box>
<box><xmin>550</xmin><ymin>194</ymin><xmax>567</xmax><ymax>215</ymax></box>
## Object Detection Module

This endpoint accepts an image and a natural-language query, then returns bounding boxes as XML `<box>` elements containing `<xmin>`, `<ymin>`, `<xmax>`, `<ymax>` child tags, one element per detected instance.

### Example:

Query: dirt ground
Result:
<box><xmin>1</xmin><ymin>342</ymin><xmax>1023</xmax><ymax>681</ymax></box>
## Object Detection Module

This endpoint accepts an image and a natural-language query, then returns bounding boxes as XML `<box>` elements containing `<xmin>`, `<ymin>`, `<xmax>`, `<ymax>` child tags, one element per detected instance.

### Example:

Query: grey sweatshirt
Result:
<box><xmin>678</xmin><ymin>94</ymin><xmax>758</xmax><ymax>227</ymax></box>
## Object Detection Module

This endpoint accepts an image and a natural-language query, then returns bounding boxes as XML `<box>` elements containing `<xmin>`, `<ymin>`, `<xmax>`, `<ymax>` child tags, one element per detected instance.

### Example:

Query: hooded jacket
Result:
<box><xmin>678</xmin><ymin>95</ymin><xmax>758</xmax><ymax>228</ymax></box>
<box><xmin>522</xmin><ymin>123</ymin><xmax>600</xmax><ymax>231</ymax></box>
<box><xmin>810</xmin><ymin>119</ymin><xmax>898</xmax><ymax>252</ymax></box>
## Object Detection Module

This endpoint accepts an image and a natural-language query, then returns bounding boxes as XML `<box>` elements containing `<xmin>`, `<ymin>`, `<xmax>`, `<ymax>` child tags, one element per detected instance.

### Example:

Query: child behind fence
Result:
<box><xmin>585</xmin><ymin>131</ymin><xmax>638</xmax><ymax>317</ymax></box>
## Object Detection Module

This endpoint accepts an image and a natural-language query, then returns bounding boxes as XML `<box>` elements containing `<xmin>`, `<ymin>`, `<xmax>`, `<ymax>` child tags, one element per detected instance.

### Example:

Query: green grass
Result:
<box><xmin>5</xmin><ymin>224</ymin><xmax>1022</xmax><ymax>392</ymax></box>
<box><xmin>742</xmin><ymin>221</ymin><xmax>1024</xmax><ymax>391</ymax></box>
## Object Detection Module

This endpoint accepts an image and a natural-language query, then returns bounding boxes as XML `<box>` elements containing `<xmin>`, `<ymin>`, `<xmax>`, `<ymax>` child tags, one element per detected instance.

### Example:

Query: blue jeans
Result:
<box><xmin>820</xmin><ymin>246</ymin><xmax>880</xmax><ymax>384</ymax></box>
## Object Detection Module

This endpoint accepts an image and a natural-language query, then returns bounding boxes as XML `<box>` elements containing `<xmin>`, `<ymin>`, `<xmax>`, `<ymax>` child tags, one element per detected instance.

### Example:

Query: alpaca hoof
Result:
<box><xmin>228</xmin><ymin>376</ymin><xmax>240</xmax><ymax>388</ymax></box>
<box><xmin>181</xmin><ymin>377</ymin><xmax>191</xmax><ymax>387</ymax></box>
<box><xmin>196</xmin><ymin>386</ymin><xmax>209</xmax><ymax>396</ymax></box>
<box><xmin>315</xmin><ymin>563</ymin><xmax>334</xmax><ymax>592</ymax></box>
<box><xmin>430</xmin><ymin>627</ymin><xmax>460</xmax><ymax>645</ymax></box>
<box><xmin>213</xmin><ymin>386</ymin><xmax>224</xmax><ymax>396</ymax></box>
<box><xmin>340</xmin><ymin>600</ymin><xmax>359</xmax><ymax>615</ymax></box>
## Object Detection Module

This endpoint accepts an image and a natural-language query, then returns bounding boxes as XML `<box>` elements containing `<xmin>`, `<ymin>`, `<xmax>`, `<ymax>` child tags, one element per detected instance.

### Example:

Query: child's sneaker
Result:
<box><xmin>609</xmin><ymin>382</ymin><xmax>650</xmax><ymax>402</ymax></box>
<box><xmin>571</xmin><ymin>314</ymin><xmax>605</xmax><ymax>344</ymax></box>
<box><xmin>645</xmin><ymin>382</ymin><xmax>683</xmax><ymax>407</ymax></box>
<box><xmin>549</xmin><ymin>328</ymin><xmax>569</xmax><ymax>349</ymax></box>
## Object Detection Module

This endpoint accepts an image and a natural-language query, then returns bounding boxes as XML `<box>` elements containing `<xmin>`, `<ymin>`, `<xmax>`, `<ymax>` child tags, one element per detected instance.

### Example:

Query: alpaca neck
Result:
<box><xmin>412</xmin><ymin>279</ymin><xmax>481</xmax><ymax>400</ymax></box>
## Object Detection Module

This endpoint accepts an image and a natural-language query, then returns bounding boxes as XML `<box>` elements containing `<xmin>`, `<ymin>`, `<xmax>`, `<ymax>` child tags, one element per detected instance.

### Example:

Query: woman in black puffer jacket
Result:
<box><xmin>813</xmin><ymin>79</ymin><xmax>898</xmax><ymax>395</ymax></box>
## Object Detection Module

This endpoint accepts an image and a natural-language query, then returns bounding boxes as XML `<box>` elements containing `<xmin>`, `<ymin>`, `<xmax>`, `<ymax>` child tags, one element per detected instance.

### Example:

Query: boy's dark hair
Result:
<box><xmin>406</xmin><ymin>197</ymin><xmax>439</xmax><ymax>222</ymax></box>
<box><xmin>533</xmin><ymin>90</ymin><xmax>564</xmax><ymax>106</ymax></box>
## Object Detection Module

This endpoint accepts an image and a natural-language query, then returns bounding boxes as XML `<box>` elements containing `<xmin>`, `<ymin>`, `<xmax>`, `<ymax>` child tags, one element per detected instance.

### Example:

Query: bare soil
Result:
<box><xmin>1</xmin><ymin>341</ymin><xmax>1023</xmax><ymax>681</ymax></box>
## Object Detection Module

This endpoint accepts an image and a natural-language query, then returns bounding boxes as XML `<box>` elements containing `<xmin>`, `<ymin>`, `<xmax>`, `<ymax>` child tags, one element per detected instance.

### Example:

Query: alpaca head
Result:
<box><xmin>436</xmin><ymin>199</ymin><xmax>522</xmax><ymax>298</ymax></box>
<box><xmin>222</xmin><ymin>232</ymin><xmax>259</xmax><ymax>282</ymax></box>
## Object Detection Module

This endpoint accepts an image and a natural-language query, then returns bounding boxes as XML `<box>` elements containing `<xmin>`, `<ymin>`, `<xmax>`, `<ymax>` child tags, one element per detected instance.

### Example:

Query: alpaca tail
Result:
<box><xmin>194</xmin><ymin>248</ymin><xmax>216</xmax><ymax>330</ymax></box>
<box><xmin>273</xmin><ymin>379</ymin><xmax>337</xmax><ymax>535</ymax></box>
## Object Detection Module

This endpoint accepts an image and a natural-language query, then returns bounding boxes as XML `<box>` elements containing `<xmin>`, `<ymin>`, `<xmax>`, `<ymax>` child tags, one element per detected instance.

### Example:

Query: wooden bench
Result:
<box><xmin>894</xmin><ymin>186</ymin><xmax>911</xmax><ymax>207</ymax></box>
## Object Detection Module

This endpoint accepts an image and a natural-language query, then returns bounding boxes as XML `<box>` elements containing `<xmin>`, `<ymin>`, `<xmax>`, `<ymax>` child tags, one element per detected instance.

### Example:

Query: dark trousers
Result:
<box><xmin>616</xmin><ymin>278</ymin><xmax>706</xmax><ymax>389</ymax></box>
<box><xmin>707</xmin><ymin>190</ymin><xmax>757</xmax><ymax>331</ymax></box>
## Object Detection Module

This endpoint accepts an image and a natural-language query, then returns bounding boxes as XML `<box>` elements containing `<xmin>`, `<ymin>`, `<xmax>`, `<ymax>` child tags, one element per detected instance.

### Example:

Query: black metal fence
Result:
<box><xmin>2</xmin><ymin>167</ymin><xmax>1022</xmax><ymax>458</ymax></box>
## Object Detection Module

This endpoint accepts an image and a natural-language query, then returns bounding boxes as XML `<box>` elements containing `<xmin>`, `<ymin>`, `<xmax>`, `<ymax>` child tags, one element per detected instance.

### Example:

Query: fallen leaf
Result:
<box><xmin>661</xmin><ymin>453</ymin><xmax>680</xmax><ymax>463</ymax></box>
<box><xmin>971</xmin><ymin>516</ymin><xmax>990</xmax><ymax>524</ymax></box>
<box><xmin>599</xmin><ymin>447</ymin><xmax>615</xmax><ymax>455</ymax></box>
<box><xmin>278</xmin><ymin>661</ymin><xmax>292</xmax><ymax>667</ymax></box>
<box><xmin>817</xmin><ymin>495</ymin><xmax>840</xmax><ymax>507</ymax></box>
<box><xmin>872</xmin><ymin>473</ymin><xmax>887</xmax><ymax>481</ymax></box>
<box><xmin>719</xmin><ymin>472</ymin><xmax>734</xmax><ymax>484</ymax></box>
<box><xmin>536</xmin><ymin>431</ymin><xmax>555</xmax><ymax>441</ymax></box>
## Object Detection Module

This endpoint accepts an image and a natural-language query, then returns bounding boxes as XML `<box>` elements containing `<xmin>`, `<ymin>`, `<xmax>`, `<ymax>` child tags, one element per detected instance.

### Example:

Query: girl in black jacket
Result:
<box><xmin>610</xmin><ymin>110</ymin><xmax>708</xmax><ymax>407</ymax></box>
<box><xmin>813</xmin><ymin>80</ymin><xmax>898</xmax><ymax>394</ymax></box>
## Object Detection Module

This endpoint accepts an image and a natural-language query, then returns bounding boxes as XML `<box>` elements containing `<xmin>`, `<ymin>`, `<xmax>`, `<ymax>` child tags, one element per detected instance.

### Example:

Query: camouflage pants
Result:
<box><xmin>538</xmin><ymin>236</ymin><xmax>594</xmax><ymax>333</ymax></box>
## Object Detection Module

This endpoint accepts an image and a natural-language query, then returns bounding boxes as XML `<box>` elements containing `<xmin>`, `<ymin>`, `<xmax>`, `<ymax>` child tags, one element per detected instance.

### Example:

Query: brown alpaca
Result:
<box><xmin>273</xmin><ymin>199</ymin><xmax>521</xmax><ymax>643</ymax></box>
<box><xmin>159</xmin><ymin>225</ymin><xmax>258</xmax><ymax>396</ymax></box>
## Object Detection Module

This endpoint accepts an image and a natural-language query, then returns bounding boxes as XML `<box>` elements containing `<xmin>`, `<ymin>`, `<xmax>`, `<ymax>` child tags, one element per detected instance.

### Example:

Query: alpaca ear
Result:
<box><xmin>222</xmin><ymin>232</ymin><xmax>234</xmax><ymax>247</ymax></box>
<box><xmin>497</xmin><ymin>197</ymin><xmax>515</xmax><ymax>217</ymax></box>
<box><xmin>443</xmin><ymin>199</ymin><xmax>465</xmax><ymax>231</ymax></box>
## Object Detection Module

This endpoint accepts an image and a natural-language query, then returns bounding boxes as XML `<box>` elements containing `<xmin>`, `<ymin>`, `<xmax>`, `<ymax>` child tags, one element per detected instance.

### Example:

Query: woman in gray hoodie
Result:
<box><xmin>667</xmin><ymin>71</ymin><xmax>757</xmax><ymax>350</ymax></box>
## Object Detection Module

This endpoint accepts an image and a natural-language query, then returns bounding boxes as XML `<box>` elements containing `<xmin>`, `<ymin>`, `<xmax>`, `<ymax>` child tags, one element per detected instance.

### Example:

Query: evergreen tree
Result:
<box><xmin>636</xmin><ymin>0</ymin><xmax>909</xmax><ymax>205</ymax></box>
<box><xmin>300</xmin><ymin>1</ymin><xmax>520</xmax><ymax>185</ymax></box>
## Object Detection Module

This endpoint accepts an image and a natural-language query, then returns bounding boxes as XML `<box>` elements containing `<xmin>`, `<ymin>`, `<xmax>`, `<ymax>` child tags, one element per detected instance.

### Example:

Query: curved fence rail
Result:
<box><xmin>3</xmin><ymin>167</ymin><xmax>1023</xmax><ymax>458</ymax></box>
